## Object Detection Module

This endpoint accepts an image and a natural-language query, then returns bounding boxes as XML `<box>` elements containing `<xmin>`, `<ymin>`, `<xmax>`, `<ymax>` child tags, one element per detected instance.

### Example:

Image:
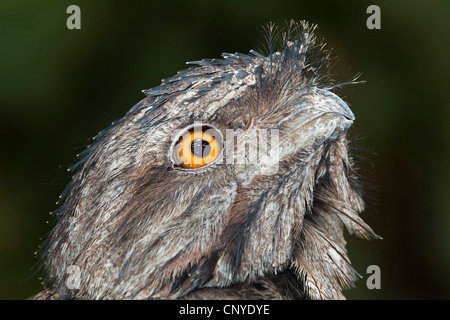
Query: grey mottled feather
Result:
<box><xmin>34</xmin><ymin>21</ymin><xmax>378</xmax><ymax>300</ymax></box>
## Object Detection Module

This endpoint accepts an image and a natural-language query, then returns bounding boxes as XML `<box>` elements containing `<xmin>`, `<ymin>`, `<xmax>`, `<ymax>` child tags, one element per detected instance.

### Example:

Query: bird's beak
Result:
<box><xmin>232</xmin><ymin>89</ymin><xmax>355</xmax><ymax>177</ymax></box>
<box><xmin>276</xmin><ymin>88</ymin><xmax>355</xmax><ymax>158</ymax></box>
<box><xmin>315</xmin><ymin>88</ymin><xmax>355</xmax><ymax>121</ymax></box>
<box><xmin>232</xmin><ymin>88</ymin><xmax>356</xmax><ymax>178</ymax></box>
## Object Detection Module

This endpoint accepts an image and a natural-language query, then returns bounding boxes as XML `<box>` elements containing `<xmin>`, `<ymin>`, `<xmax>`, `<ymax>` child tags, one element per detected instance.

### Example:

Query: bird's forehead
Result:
<box><xmin>130</xmin><ymin>36</ymin><xmax>329</xmax><ymax>130</ymax></box>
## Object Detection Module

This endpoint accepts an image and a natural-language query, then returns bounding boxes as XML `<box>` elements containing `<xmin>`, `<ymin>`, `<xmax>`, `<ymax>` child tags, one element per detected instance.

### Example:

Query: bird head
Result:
<box><xmin>38</xmin><ymin>21</ymin><xmax>378</xmax><ymax>300</ymax></box>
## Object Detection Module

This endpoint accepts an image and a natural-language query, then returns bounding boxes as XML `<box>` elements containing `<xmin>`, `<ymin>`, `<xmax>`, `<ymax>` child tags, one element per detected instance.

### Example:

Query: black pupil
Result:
<box><xmin>191</xmin><ymin>139</ymin><xmax>211</xmax><ymax>157</ymax></box>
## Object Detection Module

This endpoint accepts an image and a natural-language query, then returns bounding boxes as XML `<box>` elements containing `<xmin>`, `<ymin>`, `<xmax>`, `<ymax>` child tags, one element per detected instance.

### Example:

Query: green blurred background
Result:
<box><xmin>0</xmin><ymin>0</ymin><xmax>449</xmax><ymax>299</ymax></box>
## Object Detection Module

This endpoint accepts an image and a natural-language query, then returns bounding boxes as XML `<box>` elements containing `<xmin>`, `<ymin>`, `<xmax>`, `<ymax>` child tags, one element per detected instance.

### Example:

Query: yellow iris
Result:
<box><xmin>175</xmin><ymin>130</ymin><xmax>221</xmax><ymax>168</ymax></box>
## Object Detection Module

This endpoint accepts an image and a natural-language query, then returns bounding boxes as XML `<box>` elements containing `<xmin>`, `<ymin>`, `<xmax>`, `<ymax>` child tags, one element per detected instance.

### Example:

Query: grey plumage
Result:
<box><xmin>34</xmin><ymin>21</ymin><xmax>378</xmax><ymax>300</ymax></box>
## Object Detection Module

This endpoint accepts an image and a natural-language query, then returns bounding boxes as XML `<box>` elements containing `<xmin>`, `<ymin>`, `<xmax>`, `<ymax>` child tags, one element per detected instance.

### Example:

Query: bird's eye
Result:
<box><xmin>171</xmin><ymin>125</ymin><xmax>223</xmax><ymax>169</ymax></box>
